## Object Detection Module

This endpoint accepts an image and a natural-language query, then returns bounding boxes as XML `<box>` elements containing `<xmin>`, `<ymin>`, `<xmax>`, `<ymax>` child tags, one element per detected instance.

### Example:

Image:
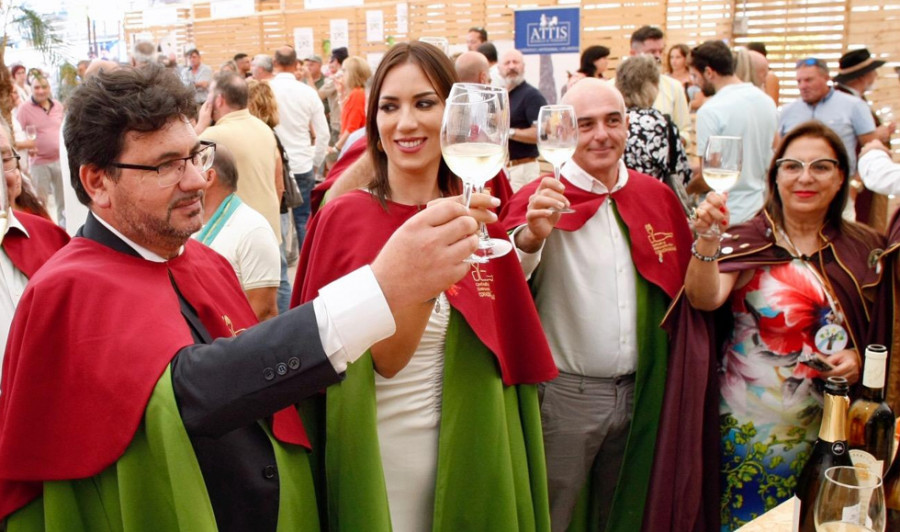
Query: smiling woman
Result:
<box><xmin>684</xmin><ymin>120</ymin><xmax>888</xmax><ymax>530</ymax></box>
<box><xmin>293</xmin><ymin>41</ymin><xmax>557</xmax><ymax>532</ymax></box>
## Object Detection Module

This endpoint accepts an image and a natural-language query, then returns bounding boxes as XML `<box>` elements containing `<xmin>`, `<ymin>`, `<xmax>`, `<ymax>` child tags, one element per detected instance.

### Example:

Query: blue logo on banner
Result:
<box><xmin>514</xmin><ymin>8</ymin><xmax>580</xmax><ymax>55</ymax></box>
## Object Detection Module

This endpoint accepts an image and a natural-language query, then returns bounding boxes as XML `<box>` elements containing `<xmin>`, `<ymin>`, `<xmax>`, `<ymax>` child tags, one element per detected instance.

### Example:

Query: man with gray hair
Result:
<box><xmin>502</xmin><ymin>77</ymin><xmax>693</xmax><ymax>531</ymax></box>
<box><xmin>251</xmin><ymin>54</ymin><xmax>274</xmax><ymax>81</ymax></box>
<box><xmin>131</xmin><ymin>41</ymin><xmax>156</xmax><ymax>67</ymax></box>
<box><xmin>500</xmin><ymin>48</ymin><xmax>547</xmax><ymax>191</ymax></box>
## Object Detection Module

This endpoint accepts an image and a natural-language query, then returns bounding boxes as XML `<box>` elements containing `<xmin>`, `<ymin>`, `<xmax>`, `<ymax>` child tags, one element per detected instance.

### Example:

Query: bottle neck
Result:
<box><xmin>862</xmin><ymin>355</ymin><xmax>888</xmax><ymax>398</ymax></box>
<box><xmin>819</xmin><ymin>391</ymin><xmax>849</xmax><ymax>443</ymax></box>
<box><xmin>861</xmin><ymin>385</ymin><xmax>885</xmax><ymax>402</ymax></box>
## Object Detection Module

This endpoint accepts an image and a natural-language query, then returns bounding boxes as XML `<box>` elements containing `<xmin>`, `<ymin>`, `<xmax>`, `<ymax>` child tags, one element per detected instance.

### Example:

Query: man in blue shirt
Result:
<box><xmin>691</xmin><ymin>41</ymin><xmax>777</xmax><ymax>224</ymax></box>
<box><xmin>778</xmin><ymin>58</ymin><xmax>878</xmax><ymax>177</ymax></box>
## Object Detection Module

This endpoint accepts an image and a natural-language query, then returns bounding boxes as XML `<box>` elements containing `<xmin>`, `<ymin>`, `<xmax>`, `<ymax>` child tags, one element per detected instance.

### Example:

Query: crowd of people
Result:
<box><xmin>0</xmin><ymin>21</ymin><xmax>897</xmax><ymax>532</ymax></box>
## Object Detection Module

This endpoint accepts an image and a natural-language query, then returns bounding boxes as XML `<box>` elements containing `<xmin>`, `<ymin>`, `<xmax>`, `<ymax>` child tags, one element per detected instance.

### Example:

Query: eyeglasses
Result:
<box><xmin>775</xmin><ymin>157</ymin><xmax>840</xmax><ymax>178</ymax></box>
<box><xmin>110</xmin><ymin>141</ymin><xmax>216</xmax><ymax>187</ymax></box>
<box><xmin>2</xmin><ymin>151</ymin><xmax>21</xmax><ymax>175</ymax></box>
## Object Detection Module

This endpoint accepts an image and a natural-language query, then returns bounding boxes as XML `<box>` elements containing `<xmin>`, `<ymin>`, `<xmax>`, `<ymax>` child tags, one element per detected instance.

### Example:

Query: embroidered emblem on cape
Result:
<box><xmin>645</xmin><ymin>224</ymin><xmax>676</xmax><ymax>263</ymax></box>
<box><xmin>470</xmin><ymin>264</ymin><xmax>495</xmax><ymax>300</ymax></box>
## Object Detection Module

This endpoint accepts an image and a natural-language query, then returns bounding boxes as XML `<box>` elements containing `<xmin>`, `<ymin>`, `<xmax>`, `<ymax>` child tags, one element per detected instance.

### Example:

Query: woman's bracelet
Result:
<box><xmin>691</xmin><ymin>240</ymin><xmax>721</xmax><ymax>262</ymax></box>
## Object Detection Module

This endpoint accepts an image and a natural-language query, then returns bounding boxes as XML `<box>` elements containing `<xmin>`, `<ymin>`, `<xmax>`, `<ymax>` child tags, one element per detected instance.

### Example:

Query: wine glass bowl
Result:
<box><xmin>702</xmin><ymin>135</ymin><xmax>742</xmax><ymax>194</ymax></box>
<box><xmin>24</xmin><ymin>125</ymin><xmax>36</xmax><ymax>142</ymax></box>
<box><xmin>814</xmin><ymin>466</ymin><xmax>886</xmax><ymax>532</ymax></box>
<box><xmin>443</xmin><ymin>83</ymin><xmax>512</xmax><ymax>260</ymax></box>
<box><xmin>441</xmin><ymin>86</ymin><xmax>508</xmax><ymax>263</ymax></box>
<box><xmin>537</xmin><ymin>104</ymin><xmax>577</xmax><ymax>214</ymax></box>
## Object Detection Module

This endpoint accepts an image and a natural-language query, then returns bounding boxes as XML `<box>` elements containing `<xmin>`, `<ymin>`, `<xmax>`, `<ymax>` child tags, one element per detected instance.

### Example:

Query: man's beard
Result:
<box><xmin>700</xmin><ymin>79</ymin><xmax>716</xmax><ymax>97</ymax></box>
<box><xmin>504</xmin><ymin>72</ymin><xmax>525</xmax><ymax>89</ymax></box>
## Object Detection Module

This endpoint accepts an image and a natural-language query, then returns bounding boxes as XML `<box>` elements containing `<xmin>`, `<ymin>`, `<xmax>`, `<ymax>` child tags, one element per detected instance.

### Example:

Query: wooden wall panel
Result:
<box><xmin>847</xmin><ymin>1</ymin><xmax>900</xmax><ymax>154</ymax></box>
<box><xmin>122</xmin><ymin>0</ymin><xmax>899</xmax><ymax>142</ymax></box>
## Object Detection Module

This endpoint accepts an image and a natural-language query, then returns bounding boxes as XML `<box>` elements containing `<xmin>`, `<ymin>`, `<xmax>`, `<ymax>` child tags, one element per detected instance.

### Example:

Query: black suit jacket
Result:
<box><xmin>80</xmin><ymin>213</ymin><xmax>340</xmax><ymax>532</ymax></box>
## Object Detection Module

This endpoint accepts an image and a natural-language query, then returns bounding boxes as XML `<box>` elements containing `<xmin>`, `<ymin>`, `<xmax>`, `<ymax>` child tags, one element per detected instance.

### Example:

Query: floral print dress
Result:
<box><xmin>623</xmin><ymin>107</ymin><xmax>691</xmax><ymax>186</ymax></box>
<box><xmin>719</xmin><ymin>259</ymin><xmax>836</xmax><ymax>530</ymax></box>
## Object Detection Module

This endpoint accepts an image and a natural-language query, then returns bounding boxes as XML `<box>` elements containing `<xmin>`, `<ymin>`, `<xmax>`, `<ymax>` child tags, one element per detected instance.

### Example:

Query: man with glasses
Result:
<box><xmin>0</xmin><ymin>64</ymin><xmax>493</xmax><ymax>531</ymax></box>
<box><xmin>0</xmin><ymin>120</ymin><xmax>69</xmax><ymax>384</ymax></box>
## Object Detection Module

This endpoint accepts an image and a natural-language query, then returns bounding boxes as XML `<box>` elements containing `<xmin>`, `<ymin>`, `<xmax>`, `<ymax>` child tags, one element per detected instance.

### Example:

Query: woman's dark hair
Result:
<box><xmin>365</xmin><ymin>41</ymin><xmax>459</xmax><ymax>205</ymax></box>
<box><xmin>63</xmin><ymin>64</ymin><xmax>196</xmax><ymax>205</ymax></box>
<box><xmin>15</xmin><ymin>183</ymin><xmax>50</xmax><ymax>220</ymax></box>
<box><xmin>9</xmin><ymin>65</ymin><xmax>24</xmax><ymax>78</ymax></box>
<box><xmin>763</xmin><ymin>120</ymin><xmax>851</xmax><ymax>233</ymax></box>
<box><xmin>579</xmin><ymin>45</ymin><xmax>610</xmax><ymax>78</ymax></box>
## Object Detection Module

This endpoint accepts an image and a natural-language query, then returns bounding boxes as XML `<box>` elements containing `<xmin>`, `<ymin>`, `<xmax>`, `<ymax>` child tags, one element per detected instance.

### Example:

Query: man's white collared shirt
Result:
<box><xmin>516</xmin><ymin>160</ymin><xmax>638</xmax><ymax>378</ymax></box>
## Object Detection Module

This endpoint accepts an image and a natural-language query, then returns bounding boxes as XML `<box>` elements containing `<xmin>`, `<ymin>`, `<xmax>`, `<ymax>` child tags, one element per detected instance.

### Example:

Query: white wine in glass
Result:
<box><xmin>702</xmin><ymin>135</ymin><xmax>742</xmax><ymax>194</ymax></box>
<box><xmin>447</xmin><ymin>84</ymin><xmax>513</xmax><ymax>258</ymax></box>
<box><xmin>441</xmin><ymin>89</ymin><xmax>507</xmax><ymax>263</ymax></box>
<box><xmin>814</xmin><ymin>466</ymin><xmax>886</xmax><ymax>532</ymax></box>
<box><xmin>537</xmin><ymin>104</ymin><xmax>577</xmax><ymax>213</ymax></box>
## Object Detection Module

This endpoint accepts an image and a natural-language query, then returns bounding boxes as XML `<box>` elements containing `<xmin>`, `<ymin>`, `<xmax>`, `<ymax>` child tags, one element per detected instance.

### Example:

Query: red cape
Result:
<box><xmin>3</xmin><ymin>210</ymin><xmax>69</xmax><ymax>277</ymax></box>
<box><xmin>0</xmin><ymin>237</ymin><xmax>307</xmax><ymax>519</ymax></box>
<box><xmin>292</xmin><ymin>190</ymin><xmax>557</xmax><ymax>386</ymax></box>
<box><xmin>310</xmin><ymin>135</ymin><xmax>514</xmax><ymax>218</ymax></box>
<box><xmin>501</xmin><ymin>170</ymin><xmax>693</xmax><ymax>299</ymax></box>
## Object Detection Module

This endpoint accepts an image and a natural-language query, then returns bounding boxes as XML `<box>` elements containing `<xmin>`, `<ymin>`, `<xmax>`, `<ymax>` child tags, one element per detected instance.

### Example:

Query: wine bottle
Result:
<box><xmin>848</xmin><ymin>345</ymin><xmax>895</xmax><ymax>476</ymax></box>
<box><xmin>885</xmin><ymin>451</ymin><xmax>900</xmax><ymax>530</ymax></box>
<box><xmin>792</xmin><ymin>376</ymin><xmax>853</xmax><ymax>532</ymax></box>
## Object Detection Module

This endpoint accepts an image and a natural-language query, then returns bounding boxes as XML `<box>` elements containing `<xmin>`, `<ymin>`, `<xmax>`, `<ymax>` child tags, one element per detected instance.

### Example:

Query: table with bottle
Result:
<box><xmin>739</xmin><ymin>344</ymin><xmax>900</xmax><ymax>531</ymax></box>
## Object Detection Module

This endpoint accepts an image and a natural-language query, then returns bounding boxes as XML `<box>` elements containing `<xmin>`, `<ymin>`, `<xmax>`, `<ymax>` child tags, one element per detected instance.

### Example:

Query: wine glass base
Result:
<box><xmin>477</xmin><ymin>238</ymin><xmax>513</xmax><ymax>259</ymax></box>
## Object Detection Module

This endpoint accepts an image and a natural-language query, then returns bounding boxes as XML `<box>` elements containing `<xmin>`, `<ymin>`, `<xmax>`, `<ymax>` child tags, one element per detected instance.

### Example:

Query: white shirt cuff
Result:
<box><xmin>313</xmin><ymin>265</ymin><xmax>396</xmax><ymax>373</ymax></box>
<box><xmin>511</xmin><ymin>225</ymin><xmax>543</xmax><ymax>279</ymax></box>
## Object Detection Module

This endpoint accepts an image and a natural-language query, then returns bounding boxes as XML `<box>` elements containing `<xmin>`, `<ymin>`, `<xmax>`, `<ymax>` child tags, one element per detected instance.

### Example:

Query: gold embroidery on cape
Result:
<box><xmin>646</xmin><ymin>224</ymin><xmax>676</xmax><ymax>263</ymax></box>
<box><xmin>470</xmin><ymin>264</ymin><xmax>495</xmax><ymax>300</ymax></box>
<box><xmin>223</xmin><ymin>315</ymin><xmax>246</xmax><ymax>337</ymax></box>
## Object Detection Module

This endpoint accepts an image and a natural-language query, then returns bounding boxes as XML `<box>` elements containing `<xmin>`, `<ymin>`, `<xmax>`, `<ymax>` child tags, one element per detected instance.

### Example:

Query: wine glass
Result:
<box><xmin>700</xmin><ymin>135</ymin><xmax>742</xmax><ymax>236</ymax></box>
<box><xmin>537</xmin><ymin>105</ymin><xmax>577</xmax><ymax>213</ymax></box>
<box><xmin>441</xmin><ymin>88</ymin><xmax>507</xmax><ymax>263</ymax></box>
<box><xmin>24</xmin><ymin>125</ymin><xmax>36</xmax><ymax>142</ymax></box>
<box><xmin>815</xmin><ymin>466</ymin><xmax>886</xmax><ymax>532</ymax></box>
<box><xmin>702</xmin><ymin>135</ymin><xmax>742</xmax><ymax>195</ymax></box>
<box><xmin>448</xmin><ymin>83</ymin><xmax>512</xmax><ymax>259</ymax></box>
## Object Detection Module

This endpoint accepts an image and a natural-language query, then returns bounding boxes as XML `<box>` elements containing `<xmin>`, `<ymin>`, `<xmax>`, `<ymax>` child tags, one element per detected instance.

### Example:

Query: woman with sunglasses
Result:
<box><xmin>685</xmin><ymin>120</ymin><xmax>886</xmax><ymax>530</ymax></box>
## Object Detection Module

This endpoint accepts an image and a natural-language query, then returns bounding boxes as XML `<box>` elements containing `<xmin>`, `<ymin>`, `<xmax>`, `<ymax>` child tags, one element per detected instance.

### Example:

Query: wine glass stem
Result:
<box><xmin>554</xmin><ymin>164</ymin><xmax>561</xmax><ymax>181</ymax></box>
<box><xmin>462</xmin><ymin>181</ymin><xmax>474</xmax><ymax>209</ymax></box>
<box><xmin>475</xmin><ymin>184</ymin><xmax>492</xmax><ymax>245</ymax></box>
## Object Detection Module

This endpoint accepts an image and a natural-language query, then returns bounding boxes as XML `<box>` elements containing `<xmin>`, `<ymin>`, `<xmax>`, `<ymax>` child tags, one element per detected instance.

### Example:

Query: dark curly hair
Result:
<box><xmin>63</xmin><ymin>64</ymin><xmax>196</xmax><ymax>205</ymax></box>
